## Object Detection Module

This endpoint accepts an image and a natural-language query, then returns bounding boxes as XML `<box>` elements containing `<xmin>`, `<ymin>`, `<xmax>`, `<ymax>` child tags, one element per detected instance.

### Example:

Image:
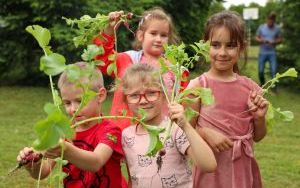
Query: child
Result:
<box><xmin>17</xmin><ymin>62</ymin><xmax>124</xmax><ymax>188</ymax></box>
<box><xmin>187</xmin><ymin>11</ymin><xmax>269</xmax><ymax>188</ymax></box>
<box><xmin>93</xmin><ymin>7</ymin><xmax>184</xmax><ymax>130</ymax></box>
<box><xmin>121</xmin><ymin>63</ymin><xmax>216</xmax><ymax>187</ymax></box>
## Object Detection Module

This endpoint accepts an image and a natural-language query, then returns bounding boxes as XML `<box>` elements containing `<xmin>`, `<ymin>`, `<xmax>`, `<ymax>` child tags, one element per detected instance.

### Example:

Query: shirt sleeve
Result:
<box><xmin>98</xmin><ymin>121</ymin><xmax>124</xmax><ymax>157</ymax></box>
<box><xmin>93</xmin><ymin>33</ymin><xmax>116</xmax><ymax>76</ymax></box>
<box><xmin>172</xmin><ymin>125</ymin><xmax>190</xmax><ymax>155</ymax></box>
<box><xmin>256</xmin><ymin>25</ymin><xmax>262</xmax><ymax>37</ymax></box>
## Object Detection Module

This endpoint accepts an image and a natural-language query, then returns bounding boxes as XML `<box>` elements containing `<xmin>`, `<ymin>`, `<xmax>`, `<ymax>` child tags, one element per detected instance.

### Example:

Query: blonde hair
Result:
<box><xmin>133</xmin><ymin>7</ymin><xmax>180</xmax><ymax>50</ymax></box>
<box><xmin>58</xmin><ymin>61</ymin><xmax>104</xmax><ymax>91</ymax></box>
<box><xmin>122</xmin><ymin>63</ymin><xmax>161</xmax><ymax>93</ymax></box>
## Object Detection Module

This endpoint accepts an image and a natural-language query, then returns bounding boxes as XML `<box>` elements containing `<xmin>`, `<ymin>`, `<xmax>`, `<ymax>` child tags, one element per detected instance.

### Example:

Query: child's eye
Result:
<box><xmin>211</xmin><ymin>42</ymin><xmax>221</xmax><ymax>49</ymax></box>
<box><xmin>150</xmin><ymin>31</ymin><xmax>157</xmax><ymax>35</ymax></box>
<box><xmin>227</xmin><ymin>42</ymin><xmax>237</xmax><ymax>48</ymax></box>
<box><xmin>63</xmin><ymin>101</ymin><xmax>71</xmax><ymax>106</ymax></box>
<box><xmin>161</xmin><ymin>33</ymin><xmax>168</xmax><ymax>38</ymax></box>
<box><xmin>128</xmin><ymin>94</ymin><xmax>140</xmax><ymax>99</ymax></box>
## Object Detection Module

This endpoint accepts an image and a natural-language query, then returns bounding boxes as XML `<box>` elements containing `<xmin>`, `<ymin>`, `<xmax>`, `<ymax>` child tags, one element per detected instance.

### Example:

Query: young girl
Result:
<box><xmin>187</xmin><ymin>11</ymin><xmax>268</xmax><ymax>188</ymax></box>
<box><xmin>121</xmin><ymin>63</ymin><xmax>216</xmax><ymax>188</ymax></box>
<box><xmin>93</xmin><ymin>7</ymin><xmax>185</xmax><ymax>129</ymax></box>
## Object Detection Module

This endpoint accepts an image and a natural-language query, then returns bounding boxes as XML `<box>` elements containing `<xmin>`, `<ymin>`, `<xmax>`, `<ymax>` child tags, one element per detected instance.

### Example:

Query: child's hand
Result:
<box><xmin>248</xmin><ymin>91</ymin><xmax>269</xmax><ymax>120</ymax></box>
<box><xmin>168</xmin><ymin>102</ymin><xmax>189</xmax><ymax>129</ymax></box>
<box><xmin>17</xmin><ymin>147</ymin><xmax>41</xmax><ymax>168</ymax></box>
<box><xmin>104</xmin><ymin>11</ymin><xmax>125</xmax><ymax>36</ymax></box>
<box><xmin>202</xmin><ymin>127</ymin><xmax>233</xmax><ymax>153</ymax></box>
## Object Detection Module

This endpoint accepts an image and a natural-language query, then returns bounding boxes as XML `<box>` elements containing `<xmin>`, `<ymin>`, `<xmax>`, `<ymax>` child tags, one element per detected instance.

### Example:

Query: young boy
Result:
<box><xmin>17</xmin><ymin>62</ymin><xmax>124</xmax><ymax>188</ymax></box>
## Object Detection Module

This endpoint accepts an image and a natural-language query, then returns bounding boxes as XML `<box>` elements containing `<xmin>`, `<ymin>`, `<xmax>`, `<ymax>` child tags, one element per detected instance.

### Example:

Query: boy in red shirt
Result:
<box><xmin>17</xmin><ymin>62</ymin><xmax>124</xmax><ymax>188</ymax></box>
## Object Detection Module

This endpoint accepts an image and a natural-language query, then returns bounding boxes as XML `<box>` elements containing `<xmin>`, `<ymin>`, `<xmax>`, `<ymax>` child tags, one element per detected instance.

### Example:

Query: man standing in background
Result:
<box><xmin>256</xmin><ymin>12</ymin><xmax>282</xmax><ymax>90</ymax></box>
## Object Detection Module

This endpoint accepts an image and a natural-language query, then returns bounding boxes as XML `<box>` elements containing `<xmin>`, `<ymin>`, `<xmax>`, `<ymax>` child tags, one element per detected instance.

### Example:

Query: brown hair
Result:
<box><xmin>267</xmin><ymin>12</ymin><xmax>276</xmax><ymax>20</ymax></box>
<box><xmin>133</xmin><ymin>7</ymin><xmax>180</xmax><ymax>50</ymax></box>
<box><xmin>122</xmin><ymin>63</ymin><xmax>161</xmax><ymax>93</ymax></box>
<box><xmin>58</xmin><ymin>61</ymin><xmax>104</xmax><ymax>92</ymax></box>
<box><xmin>203</xmin><ymin>11</ymin><xmax>248</xmax><ymax>73</ymax></box>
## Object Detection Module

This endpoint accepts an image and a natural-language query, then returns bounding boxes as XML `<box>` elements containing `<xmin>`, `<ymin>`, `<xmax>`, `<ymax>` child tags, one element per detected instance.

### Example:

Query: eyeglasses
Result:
<box><xmin>125</xmin><ymin>91</ymin><xmax>161</xmax><ymax>104</ymax></box>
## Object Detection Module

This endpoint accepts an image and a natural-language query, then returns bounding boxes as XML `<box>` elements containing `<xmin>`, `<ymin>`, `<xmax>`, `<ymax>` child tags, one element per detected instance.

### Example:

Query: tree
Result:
<box><xmin>0</xmin><ymin>0</ymin><xmax>216</xmax><ymax>86</ymax></box>
<box><xmin>277</xmin><ymin>0</ymin><xmax>300</xmax><ymax>90</ymax></box>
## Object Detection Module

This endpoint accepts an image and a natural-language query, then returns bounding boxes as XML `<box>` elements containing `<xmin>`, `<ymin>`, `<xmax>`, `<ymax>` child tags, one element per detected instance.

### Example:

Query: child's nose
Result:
<box><xmin>155</xmin><ymin>35</ymin><xmax>162</xmax><ymax>41</ymax></box>
<box><xmin>139</xmin><ymin>95</ymin><xmax>148</xmax><ymax>104</ymax></box>
<box><xmin>69</xmin><ymin>103</ymin><xmax>79</xmax><ymax>114</ymax></box>
<box><xmin>219</xmin><ymin>46</ymin><xmax>227</xmax><ymax>56</ymax></box>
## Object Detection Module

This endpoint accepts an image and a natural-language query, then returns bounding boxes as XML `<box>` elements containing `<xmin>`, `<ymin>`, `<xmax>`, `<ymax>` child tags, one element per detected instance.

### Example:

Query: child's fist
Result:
<box><xmin>248</xmin><ymin>90</ymin><xmax>268</xmax><ymax>119</ymax></box>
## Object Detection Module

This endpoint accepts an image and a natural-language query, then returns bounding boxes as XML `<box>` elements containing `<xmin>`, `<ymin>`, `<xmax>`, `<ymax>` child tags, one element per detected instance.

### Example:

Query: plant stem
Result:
<box><xmin>71</xmin><ymin>115</ymin><xmax>146</xmax><ymax>129</ymax></box>
<box><xmin>49</xmin><ymin>75</ymin><xmax>59</xmax><ymax>108</ymax></box>
<box><xmin>58</xmin><ymin>142</ymin><xmax>65</xmax><ymax>188</ymax></box>
<box><xmin>37</xmin><ymin>158</ymin><xmax>44</xmax><ymax>188</ymax></box>
<box><xmin>160</xmin><ymin>73</ymin><xmax>170</xmax><ymax>104</ymax></box>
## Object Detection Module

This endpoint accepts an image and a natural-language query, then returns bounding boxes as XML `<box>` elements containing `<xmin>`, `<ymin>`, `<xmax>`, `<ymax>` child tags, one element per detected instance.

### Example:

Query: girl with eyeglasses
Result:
<box><xmin>121</xmin><ymin>63</ymin><xmax>216</xmax><ymax>188</ymax></box>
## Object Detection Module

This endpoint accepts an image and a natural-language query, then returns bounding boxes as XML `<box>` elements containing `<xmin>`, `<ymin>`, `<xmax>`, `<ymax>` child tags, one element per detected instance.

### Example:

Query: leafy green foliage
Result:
<box><xmin>49</xmin><ymin>158</ymin><xmax>68</xmax><ymax>188</ymax></box>
<box><xmin>25</xmin><ymin>25</ymin><xmax>51</xmax><ymax>51</ymax></box>
<box><xmin>40</xmin><ymin>53</ymin><xmax>66</xmax><ymax>76</ymax></box>
<box><xmin>33</xmin><ymin>103</ymin><xmax>73</xmax><ymax>151</ymax></box>
<box><xmin>144</xmin><ymin>124</ymin><xmax>165</xmax><ymax>156</ymax></box>
<box><xmin>81</xmin><ymin>44</ymin><xmax>104</xmax><ymax>62</ymax></box>
<box><xmin>143</xmin><ymin>42</ymin><xmax>213</xmax><ymax>156</ymax></box>
<box><xmin>263</xmin><ymin>68</ymin><xmax>298</xmax><ymax>128</ymax></box>
<box><xmin>63</xmin><ymin>14</ymin><xmax>110</xmax><ymax>47</ymax></box>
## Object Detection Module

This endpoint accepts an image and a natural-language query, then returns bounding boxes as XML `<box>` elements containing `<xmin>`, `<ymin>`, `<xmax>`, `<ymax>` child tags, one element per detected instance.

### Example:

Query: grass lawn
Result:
<box><xmin>0</xmin><ymin>46</ymin><xmax>299</xmax><ymax>187</ymax></box>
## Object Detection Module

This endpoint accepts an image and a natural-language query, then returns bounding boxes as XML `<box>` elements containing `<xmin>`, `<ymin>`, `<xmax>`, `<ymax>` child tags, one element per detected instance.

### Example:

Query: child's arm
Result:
<box><xmin>44</xmin><ymin>142</ymin><xmax>113</xmax><ymax>172</ymax></box>
<box><xmin>185</xmin><ymin>79</ymin><xmax>233</xmax><ymax>153</ymax></box>
<box><xmin>17</xmin><ymin>147</ymin><xmax>55</xmax><ymax>179</ymax></box>
<box><xmin>168</xmin><ymin>103</ymin><xmax>217</xmax><ymax>172</ymax></box>
<box><xmin>248</xmin><ymin>90</ymin><xmax>268</xmax><ymax>142</ymax></box>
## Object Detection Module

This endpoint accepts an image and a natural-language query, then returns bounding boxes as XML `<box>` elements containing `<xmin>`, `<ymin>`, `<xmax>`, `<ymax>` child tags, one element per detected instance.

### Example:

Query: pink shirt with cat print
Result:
<box><xmin>122</xmin><ymin>118</ymin><xmax>193</xmax><ymax>188</ymax></box>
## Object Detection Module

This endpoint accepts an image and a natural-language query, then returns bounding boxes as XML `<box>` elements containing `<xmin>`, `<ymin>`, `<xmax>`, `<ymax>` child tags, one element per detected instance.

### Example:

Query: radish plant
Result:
<box><xmin>15</xmin><ymin>10</ymin><xmax>298</xmax><ymax>187</ymax></box>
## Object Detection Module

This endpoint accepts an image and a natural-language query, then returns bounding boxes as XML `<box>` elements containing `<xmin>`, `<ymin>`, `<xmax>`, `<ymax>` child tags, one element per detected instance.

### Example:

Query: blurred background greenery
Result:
<box><xmin>1</xmin><ymin>0</ymin><xmax>299</xmax><ymax>89</ymax></box>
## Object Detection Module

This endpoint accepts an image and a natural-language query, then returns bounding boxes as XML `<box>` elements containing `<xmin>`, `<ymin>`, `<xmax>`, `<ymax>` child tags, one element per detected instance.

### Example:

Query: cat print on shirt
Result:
<box><xmin>175</xmin><ymin>132</ymin><xmax>188</xmax><ymax>150</ymax></box>
<box><xmin>138</xmin><ymin>155</ymin><xmax>152</xmax><ymax>167</ymax></box>
<box><xmin>161</xmin><ymin>136</ymin><xmax>174</xmax><ymax>150</ymax></box>
<box><xmin>123</xmin><ymin>136</ymin><xmax>135</xmax><ymax>148</ymax></box>
<box><xmin>161</xmin><ymin>174</ymin><xmax>178</xmax><ymax>188</ymax></box>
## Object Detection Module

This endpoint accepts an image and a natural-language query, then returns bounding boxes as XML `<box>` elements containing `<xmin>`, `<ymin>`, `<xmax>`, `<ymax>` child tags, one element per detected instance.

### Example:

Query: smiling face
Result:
<box><xmin>137</xmin><ymin>19</ymin><xmax>169</xmax><ymax>58</ymax></box>
<box><xmin>209</xmin><ymin>26</ymin><xmax>241</xmax><ymax>73</ymax></box>
<box><xmin>125</xmin><ymin>80</ymin><xmax>165</xmax><ymax>126</ymax></box>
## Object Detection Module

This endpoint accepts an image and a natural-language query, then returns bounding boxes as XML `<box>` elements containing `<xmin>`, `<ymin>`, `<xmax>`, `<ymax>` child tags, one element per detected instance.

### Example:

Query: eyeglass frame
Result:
<box><xmin>125</xmin><ymin>90</ymin><xmax>161</xmax><ymax>104</ymax></box>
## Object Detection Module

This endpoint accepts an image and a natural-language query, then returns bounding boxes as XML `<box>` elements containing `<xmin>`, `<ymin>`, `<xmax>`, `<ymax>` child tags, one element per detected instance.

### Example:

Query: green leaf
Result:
<box><xmin>143</xmin><ymin>124</ymin><xmax>165</xmax><ymax>156</ymax></box>
<box><xmin>93</xmin><ymin>60</ymin><xmax>105</xmax><ymax>66</ymax></box>
<box><xmin>184</xmin><ymin>107</ymin><xmax>199</xmax><ymax>122</ymax></box>
<box><xmin>107</xmin><ymin>62</ymin><xmax>116</xmax><ymax>76</ymax></box>
<box><xmin>66</xmin><ymin>64</ymin><xmax>81</xmax><ymax>82</ymax></box>
<box><xmin>177</xmin><ymin>87</ymin><xmax>214</xmax><ymax>106</ymax></box>
<box><xmin>81</xmin><ymin>44</ymin><xmax>104</xmax><ymax>62</ymax></box>
<box><xmin>275</xmin><ymin>108</ymin><xmax>294</xmax><ymax>122</ymax></box>
<box><xmin>276</xmin><ymin>68</ymin><xmax>298</xmax><ymax>78</ymax></box>
<box><xmin>32</xmin><ymin>109</ymin><xmax>73</xmax><ymax>151</ymax></box>
<box><xmin>137</xmin><ymin>108</ymin><xmax>147</xmax><ymax>122</ymax></box>
<box><xmin>25</xmin><ymin>25</ymin><xmax>51</xmax><ymax>48</ymax></box>
<box><xmin>40</xmin><ymin>53</ymin><xmax>66</xmax><ymax>76</ymax></box>
<box><xmin>44</xmin><ymin>103</ymin><xmax>57</xmax><ymax>114</ymax></box>
<box><xmin>80</xmin><ymin>89</ymin><xmax>97</xmax><ymax>107</ymax></box>
<box><xmin>121</xmin><ymin>109</ymin><xmax>127</xmax><ymax>116</ymax></box>
<box><xmin>108</xmin><ymin>54</ymin><xmax>116</xmax><ymax>61</ymax></box>
<box><xmin>49</xmin><ymin>158</ymin><xmax>68</xmax><ymax>187</ymax></box>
